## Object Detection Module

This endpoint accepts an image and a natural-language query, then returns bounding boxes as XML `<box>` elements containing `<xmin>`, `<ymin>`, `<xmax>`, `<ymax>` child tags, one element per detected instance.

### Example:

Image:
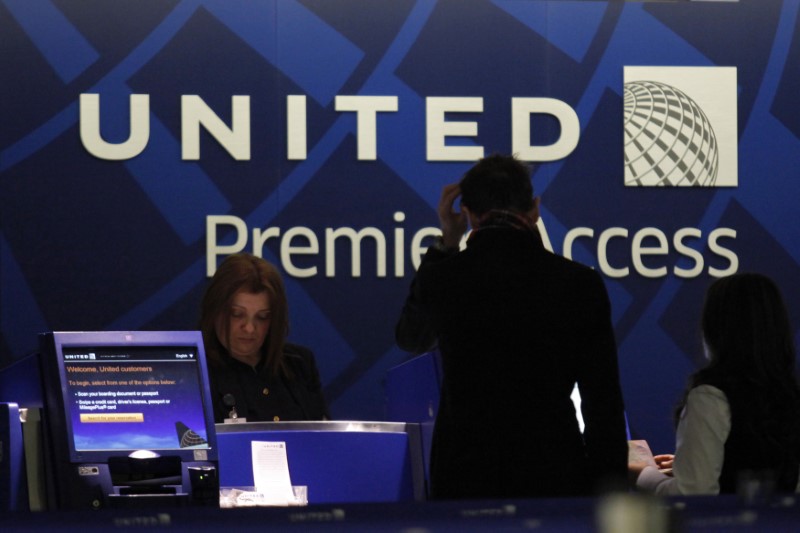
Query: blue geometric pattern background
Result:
<box><xmin>2</xmin><ymin>0</ymin><xmax>799</xmax><ymax>452</ymax></box>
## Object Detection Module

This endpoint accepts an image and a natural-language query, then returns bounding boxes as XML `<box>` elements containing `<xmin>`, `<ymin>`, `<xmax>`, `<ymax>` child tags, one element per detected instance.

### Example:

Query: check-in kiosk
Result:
<box><xmin>35</xmin><ymin>331</ymin><xmax>220</xmax><ymax>510</ymax></box>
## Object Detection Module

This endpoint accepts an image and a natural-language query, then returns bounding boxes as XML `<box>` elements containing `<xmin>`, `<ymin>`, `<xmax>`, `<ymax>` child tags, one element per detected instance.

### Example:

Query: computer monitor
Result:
<box><xmin>38</xmin><ymin>331</ymin><xmax>219</xmax><ymax>510</ymax></box>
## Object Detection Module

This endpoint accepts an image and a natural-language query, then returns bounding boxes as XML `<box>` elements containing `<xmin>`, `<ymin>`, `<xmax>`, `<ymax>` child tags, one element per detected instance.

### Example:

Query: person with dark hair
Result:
<box><xmin>200</xmin><ymin>253</ymin><xmax>329</xmax><ymax>423</ymax></box>
<box><xmin>396</xmin><ymin>154</ymin><xmax>628</xmax><ymax>499</ymax></box>
<box><xmin>630</xmin><ymin>273</ymin><xmax>800</xmax><ymax>494</ymax></box>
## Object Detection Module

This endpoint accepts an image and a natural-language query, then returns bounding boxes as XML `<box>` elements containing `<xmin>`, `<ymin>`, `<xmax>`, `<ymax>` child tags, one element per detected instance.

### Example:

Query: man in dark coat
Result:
<box><xmin>396</xmin><ymin>154</ymin><xmax>628</xmax><ymax>499</ymax></box>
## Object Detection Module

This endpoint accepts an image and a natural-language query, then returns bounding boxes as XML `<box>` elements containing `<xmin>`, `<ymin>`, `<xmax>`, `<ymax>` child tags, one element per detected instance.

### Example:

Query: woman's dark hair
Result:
<box><xmin>676</xmin><ymin>273</ymin><xmax>800</xmax><ymax>490</ymax></box>
<box><xmin>676</xmin><ymin>272</ymin><xmax>800</xmax><ymax>428</ymax></box>
<box><xmin>459</xmin><ymin>154</ymin><xmax>534</xmax><ymax>215</ymax></box>
<box><xmin>200</xmin><ymin>253</ymin><xmax>290</xmax><ymax>378</ymax></box>
<box><xmin>693</xmin><ymin>272</ymin><xmax>796</xmax><ymax>391</ymax></box>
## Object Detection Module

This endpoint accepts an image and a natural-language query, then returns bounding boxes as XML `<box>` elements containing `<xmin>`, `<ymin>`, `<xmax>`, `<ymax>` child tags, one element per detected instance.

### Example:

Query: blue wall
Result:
<box><xmin>2</xmin><ymin>0</ymin><xmax>799</xmax><ymax>453</ymax></box>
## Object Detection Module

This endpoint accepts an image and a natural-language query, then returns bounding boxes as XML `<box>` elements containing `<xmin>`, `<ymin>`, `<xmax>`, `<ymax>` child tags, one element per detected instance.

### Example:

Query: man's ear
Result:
<box><xmin>463</xmin><ymin>205</ymin><xmax>481</xmax><ymax>230</ymax></box>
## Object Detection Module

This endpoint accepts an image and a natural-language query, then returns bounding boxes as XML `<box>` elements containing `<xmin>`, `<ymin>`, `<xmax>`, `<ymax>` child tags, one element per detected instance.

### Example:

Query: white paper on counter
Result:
<box><xmin>251</xmin><ymin>441</ymin><xmax>296</xmax><ymax>505</ymax></box>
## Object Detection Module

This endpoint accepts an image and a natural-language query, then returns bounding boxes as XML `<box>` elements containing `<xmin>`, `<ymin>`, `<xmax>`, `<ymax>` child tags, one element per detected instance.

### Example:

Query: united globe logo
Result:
<box><xmin>624</xmin><ymin>81</ymin><xmax>718</xmax><ymax>186</ymax></box>
<box><xmin>623</xmin><ymin>67</ymin><xmax>738</xmax><ymax>188</ymax></box>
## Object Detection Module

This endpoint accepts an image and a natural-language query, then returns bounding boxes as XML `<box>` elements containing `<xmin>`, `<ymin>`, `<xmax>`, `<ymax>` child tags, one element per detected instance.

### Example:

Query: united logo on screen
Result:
<box><xmin>176</xmin><ymin>421</ymin><xmax>208</xmax><ymax>448</ymax></box>
<box><xmin>623</xmin><ymin>66</ymin><xmax>738</xmax><ymax>187</ymax></box>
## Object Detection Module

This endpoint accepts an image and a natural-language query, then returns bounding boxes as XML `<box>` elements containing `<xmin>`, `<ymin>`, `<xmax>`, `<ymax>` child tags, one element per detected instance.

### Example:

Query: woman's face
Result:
<box><xmin>217</xmin><ymin>289</ymin><xmax>271</xmax><ymax>365</ymax></box>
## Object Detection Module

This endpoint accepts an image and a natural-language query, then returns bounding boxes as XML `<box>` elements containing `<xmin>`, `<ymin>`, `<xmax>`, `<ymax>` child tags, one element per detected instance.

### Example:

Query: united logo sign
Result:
<box><xmin>623</xmin><ymin>66</ymin><xmax>738</xmax><ymax>187</ymax></box>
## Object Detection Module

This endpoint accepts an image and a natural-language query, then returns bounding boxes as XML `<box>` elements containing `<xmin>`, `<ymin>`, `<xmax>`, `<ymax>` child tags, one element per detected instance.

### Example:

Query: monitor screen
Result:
<box><xmin>40</xmin><ymin>331</ymin><xmax>217</xmax><ymax>463</ymax></box>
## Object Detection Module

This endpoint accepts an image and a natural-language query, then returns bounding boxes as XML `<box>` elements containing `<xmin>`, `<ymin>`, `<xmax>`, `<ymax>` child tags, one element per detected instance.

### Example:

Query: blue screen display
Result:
<box><xmin>62</xmin><ymin>346</ymin><xmax>210</xmax><ymax>452</ymax></box>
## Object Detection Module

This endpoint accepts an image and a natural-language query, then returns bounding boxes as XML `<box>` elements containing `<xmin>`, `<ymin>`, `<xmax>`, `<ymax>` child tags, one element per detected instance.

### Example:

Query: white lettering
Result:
<box><xmin>204</xmin><ymin>217</ymin><xmax>738</xmax><ymax>281</ymax></box>
<box><xmin>206</xmin><ymin>215</ymin><xmax>248</xmax><ymax>276</ymax></box>
<box><xmin>206</xmin><ymin>214</ymin><xmax>441</xmax><ymax>278</ymax></box>
<box><xmin>673</xmin><ymin>228</ymin><xmax>704</xmax><ymax>279</ymax></box>
<box><xmin>325</xmin><ymin>227</ymin><xmax>386</xmax><ymax>278</ymax></box>
<box><xmin>80</xmin><ymin>94</ymin><xmax>150</xmax><ymax>160</ymax></box>
<box><xmin>252</xmin><ymin>227</ymin><xmax>281</xmax><ymax>258</ymax></box>
<box><xmin>632</xmin><ymin>227</ymin><xmax>669</xmax><ymax>278</ymax></box>
<box><xmin>411</xmin><ymin>227</ymin><xmax>442</xmax><ymax>271</ymax></box>
<box><xmin>181</xmin><ymin>95</ymin><xmax>250</xmax><ymax>160</ymax></box>
<box><xmin>547</xmin><ymin>224</ymin><xmax>738</xmax><ymax>279</ymax></box>
<box><xmin>335</xmin><ymin>95</ymin><xmax>399</xmax><ymax>160</ymax></box>
<box><xmin>598</xmin><ymin>227</ymin><xmax>630</xmax><ymax>278</ymax></box>
<box><xmin>281</xmin><ymin>227</ymin><xmax>319</xmax><ymax>278</ymax></box>
<box><xmin>80</xmin><ymin>92</ymin><xmax>587</xmax><ymax>163</ymax></box>
<box><xmin>511</xmin><ymin>97</ymin><xmax>580</xmax><ymax>161</ymax></box>
<box><xmin>206</xmin><ymin>216</ymin><xmax>739</xmax><ymax>279</ymax></box>
<box><xmin>394</xmin><ymin>211</ymin><xmax>406</xmax><ymax>277</ymax></box>
<box><xmin>708</xmin><ymin>228</ymin><xmax>738</xmax><ymax>277</ymax></box>
<box><xmin>426</xmin><ymin>97</ymin><xmax>484</xmax><ymax>161</ymax></box>
<box><xmin>287</xmin><ymin>94</ymin><xmax>307</xmax><ymax>160</ymax></box>
<box><xmin>562</xmin><ymin>227</ymin><xmax>594</xmax><ymax>260</ymax></box>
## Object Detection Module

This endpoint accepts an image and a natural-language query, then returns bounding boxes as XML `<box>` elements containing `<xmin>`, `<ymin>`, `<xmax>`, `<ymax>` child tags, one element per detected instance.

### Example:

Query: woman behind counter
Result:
<box><xmin>200</xmin><ymin>253</ymin><xmax>329</xmax><ymax>423</ymax></box>
<box><xmin>630</xmin><ymin>272</ymin><xmax>800</xmax><ymax>495</ymax></box>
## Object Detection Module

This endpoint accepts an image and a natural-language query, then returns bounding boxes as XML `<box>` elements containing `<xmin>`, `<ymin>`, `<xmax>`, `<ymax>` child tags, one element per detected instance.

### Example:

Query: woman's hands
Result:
<box><xmin>654</xmin><ymin>454</ymin><xmax>675</xmax><ymax>475</ymax></box>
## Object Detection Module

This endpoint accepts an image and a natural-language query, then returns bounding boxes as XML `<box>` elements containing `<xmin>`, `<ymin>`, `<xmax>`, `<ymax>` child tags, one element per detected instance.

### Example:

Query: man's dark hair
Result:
<box><xmin>459</xmin><ymin>154</ymin><xmax>534</xmax><ymax>215</ymax></box>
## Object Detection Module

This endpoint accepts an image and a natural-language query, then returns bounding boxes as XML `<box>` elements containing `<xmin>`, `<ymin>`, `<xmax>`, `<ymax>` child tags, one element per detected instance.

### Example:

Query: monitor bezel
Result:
<box><xmin>39</xmin><ymin>331</ymin><xmax>218</xmax><ymax>464</ymax></box>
